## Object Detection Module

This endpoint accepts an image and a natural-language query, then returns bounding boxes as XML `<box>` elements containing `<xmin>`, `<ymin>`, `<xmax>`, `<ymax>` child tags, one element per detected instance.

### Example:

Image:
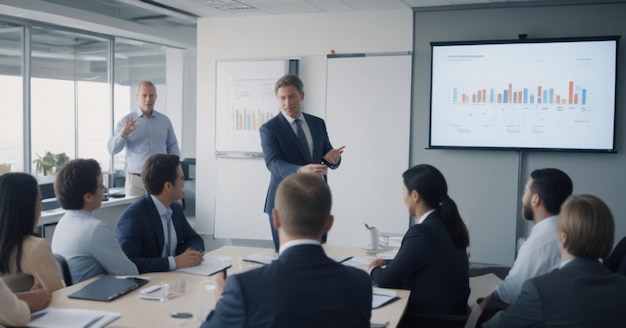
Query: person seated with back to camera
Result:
<box><xmin>51</xmin><ymin>159</ymin><xmax>138</xmax><ymax>284</ymax></box>
<box><xmin>484</xmin><ymin>194</ymin><xmax>626</xmax><ymax>327</ymax></box>
<box><xmin>368</xmin><ymin>164</ymin><xmax>470</xmax><ymax>326</ymax></box>
<box><xmin>201</xmin><ymin>173</ymin><xmax>372</xmax><ymax>328</ymax></box>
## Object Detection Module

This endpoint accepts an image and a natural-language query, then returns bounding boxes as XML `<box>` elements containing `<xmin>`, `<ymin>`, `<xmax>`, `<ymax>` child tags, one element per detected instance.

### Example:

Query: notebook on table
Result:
<box><xmin>68</xmin><ymin>275</ymin><xmax>149</xmax><ymax>302</ymax></box>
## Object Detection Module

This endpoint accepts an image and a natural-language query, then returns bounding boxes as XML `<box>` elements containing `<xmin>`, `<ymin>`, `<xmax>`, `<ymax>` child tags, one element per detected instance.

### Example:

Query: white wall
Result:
<box><xmin>195</xmin><ymin>10</ymin><xmax>413</xmax><ymax>235</ymax></box>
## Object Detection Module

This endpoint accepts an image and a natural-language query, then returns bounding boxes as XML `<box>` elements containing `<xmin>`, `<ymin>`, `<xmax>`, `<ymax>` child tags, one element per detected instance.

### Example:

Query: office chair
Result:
<box><xmin>605</xmin><ymin>236</ymin><xmax>626</xmax><ymax>276</ymax></box>
<box><xmin>54</xmin><ymin>253</ymin><xmax>73</xmax><ymax>287</ymax></box>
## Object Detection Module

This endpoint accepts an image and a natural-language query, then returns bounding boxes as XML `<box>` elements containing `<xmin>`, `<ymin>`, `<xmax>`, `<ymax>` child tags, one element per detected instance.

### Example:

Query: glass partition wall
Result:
<box><xmin>0</xmin><ymin>17</ymin><xmax>174</xmax><ymax>183</ymax></box>
<box><xmin>30</xmin><ymin>27</ymin><xmax>111</xmax><ymax>177</ymax></box>
<box><xmin>0</xmin><ymin>22</ymin><xmax>24</xmax><ymax>173</ymax></box>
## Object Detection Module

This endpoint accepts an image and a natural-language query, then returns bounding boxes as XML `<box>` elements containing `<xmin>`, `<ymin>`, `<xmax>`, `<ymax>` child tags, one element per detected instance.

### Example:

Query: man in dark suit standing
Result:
<box><xmin>260</xmin><ymin>74</ymin><xmax>345</xmax><ymax>250</ymax></box>
<box><xmin>484</xmin><ymin>195</ymin><xmax>626</xmax><ymax>328</ymax></box>
<box><xmin>115</xmin><ymin>154</ymin><xmax>204</xmax><ymax>273</ymax></box>
<box><xmin>201</xmin><ymin>173</ymin><xmax>372</xmax><ymax>328</ymax></box>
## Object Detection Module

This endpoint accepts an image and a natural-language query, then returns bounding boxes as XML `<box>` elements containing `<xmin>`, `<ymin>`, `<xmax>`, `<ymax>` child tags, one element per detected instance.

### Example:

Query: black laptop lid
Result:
<box><xmin>68</xmin><ymin>275</ymin><xmax>148</xmax><ymax>302</ymax></box>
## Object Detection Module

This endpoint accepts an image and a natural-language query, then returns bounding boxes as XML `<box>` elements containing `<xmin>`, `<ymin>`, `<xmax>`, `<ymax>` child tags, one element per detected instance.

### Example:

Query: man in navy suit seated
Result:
<box><xmin>116</xmin><ymin>154</ymin><xmax>204</xmax><ymax>273</ymax></box>
<box><xmin>201</xmin><ymin>173</ymin><xmax>372</xmax><ymax>328</ymax></box>
<box><xmin>484</xmin><ymin>195</ymin><xmax>626</xmax><ymax>327</ymax></box>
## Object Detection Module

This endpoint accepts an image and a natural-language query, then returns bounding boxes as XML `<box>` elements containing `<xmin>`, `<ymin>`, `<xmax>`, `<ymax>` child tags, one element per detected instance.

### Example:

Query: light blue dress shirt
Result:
<box><xmin>51</xmin><ymin>209</ymin><xmax>138</xmax><ymax>283</ymax></box>
<box><xmin>493</xmin><ymin>215</ymin><xmax>561</xmax><ymax>303</ymax></box>
<box><xmin>150</xmin><ymin>195</ymin><xmax>178</xmax><ymax>270</ymax></box>
<box><xmin>107</xmin><ymin>108</ymin><xmax>181</xmax><ymax>174</ymax></box>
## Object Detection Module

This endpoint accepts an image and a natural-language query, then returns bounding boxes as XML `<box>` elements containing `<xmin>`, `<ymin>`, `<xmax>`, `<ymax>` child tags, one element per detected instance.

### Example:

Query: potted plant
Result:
<box><xmin>33</xmin><ymin>151</ymin><xmax>70</xmax><ymax>176</ymax></box>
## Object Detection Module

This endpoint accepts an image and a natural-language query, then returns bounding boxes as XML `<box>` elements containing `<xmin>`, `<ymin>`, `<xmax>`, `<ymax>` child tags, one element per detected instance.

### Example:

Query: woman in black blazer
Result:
<box><xmin>368</xmin><ymin>164</ymin><xmax>470</xmax><ymax>325</ymax></box>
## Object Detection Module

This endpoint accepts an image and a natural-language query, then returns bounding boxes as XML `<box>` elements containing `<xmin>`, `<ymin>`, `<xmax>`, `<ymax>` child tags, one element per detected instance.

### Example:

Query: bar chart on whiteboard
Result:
<box><xmin>227</xmin><ymin>78</ymin><xmax>277</xmax><ymax>134</ymax></box>
<box><xmin>215</xmin><ymin>59</ymin><xmax>293</xmax><ymax>153</ymax></box>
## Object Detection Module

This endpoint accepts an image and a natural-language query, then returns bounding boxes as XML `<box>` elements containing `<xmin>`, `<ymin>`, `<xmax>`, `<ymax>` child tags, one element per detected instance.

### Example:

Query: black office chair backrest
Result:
<box><xmin>54</xmin><ymin>253</ymin><xmax>73</xmax><ymax>287</ymax></box>
<box><xmin>605</xmin><ymin>236</ymin><xmax>626</xmax><ymax>277</ymax></box>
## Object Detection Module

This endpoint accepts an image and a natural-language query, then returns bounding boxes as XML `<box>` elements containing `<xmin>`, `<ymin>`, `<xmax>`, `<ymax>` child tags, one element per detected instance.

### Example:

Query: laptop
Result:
<box><xmin>68</xmin><ymin>275</ymin><xmax>149</xmax><ymax>302</ymax></box>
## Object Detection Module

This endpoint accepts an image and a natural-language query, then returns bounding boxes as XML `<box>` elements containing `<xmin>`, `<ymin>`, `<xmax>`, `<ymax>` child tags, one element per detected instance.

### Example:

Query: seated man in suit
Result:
<box><xmin>116</xmin><ymin>154</ymin><xmax>204</xmax><ymax>273</ymax></box>
<box><xmin>201</xmin><ymin>173</ymin><xmax>372</xmax><ymax>328</ymax></box>
<box><xmin>479</xmin><ymin>168</ymin><xmax>572</xmax><ymax>320</ymax></box>
<box><xmin>484</xmin><ymin>194</ymin><xmax>626</xmax><ymax>327</ymax></box>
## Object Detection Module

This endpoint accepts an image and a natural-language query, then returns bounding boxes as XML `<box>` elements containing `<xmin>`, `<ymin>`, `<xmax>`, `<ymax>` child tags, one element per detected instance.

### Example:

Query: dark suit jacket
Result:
<box><xmin>201</xmin><ymin>244</ymin><xmax>372</xmax><ymax>328</ymax></box>
<box><xmin>371</xmin><ymin>211</ymin><xmax>470</xmax><ymax>317</ymax></box>
<box><xmin>605</xmin><ymin>236</ymin><xmax>626</xmax><ymax>276</ymax></box>
<box><xmin>484</xmin><ymin>258</ymin><xmax>626</xmax><ymax>328</ymax></box>
<box><xmin>259</xmin><ymin>113</ymin><xmax>339</xmax><ymax>214</ymax></box>
<box><xmin>115</xmin><ymin>194</ymin><xmax>204</xmax><ymax>273</ymax></box>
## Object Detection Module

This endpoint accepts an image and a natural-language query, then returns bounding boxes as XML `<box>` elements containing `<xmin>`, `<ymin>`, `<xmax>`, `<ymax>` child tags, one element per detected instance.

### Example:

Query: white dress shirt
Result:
<box><xmin>494</xmin><ymin>215</ymin><xmax>561</xmax><ymax>304</ymax></box>
<box><xmin>150</xmin><ymin>195</ymin><xmax>178</xmax><ymax>270</ymax></box>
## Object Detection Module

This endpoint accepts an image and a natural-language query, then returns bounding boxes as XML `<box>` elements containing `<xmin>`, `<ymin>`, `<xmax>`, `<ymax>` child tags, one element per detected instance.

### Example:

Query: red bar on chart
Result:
<box><xmin>568</xmin><ymin>81</ymin><xmax>574</xmax><ymax>104</ymax></box>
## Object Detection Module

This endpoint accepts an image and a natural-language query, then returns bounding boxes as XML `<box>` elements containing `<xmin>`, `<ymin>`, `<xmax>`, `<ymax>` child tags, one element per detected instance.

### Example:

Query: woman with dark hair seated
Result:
<box><xmin>368</xmin><ymin>164</ymin><xmax>470</xmax><ymax>326</ymax></box>
<box><xmin>0</xmin><ymin>173</ymin><xmax>64</xmax><ymax>293</ymax></box>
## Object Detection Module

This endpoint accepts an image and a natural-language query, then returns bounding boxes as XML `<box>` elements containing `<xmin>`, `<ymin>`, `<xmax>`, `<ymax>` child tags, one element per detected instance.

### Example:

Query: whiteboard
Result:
<box><xmin>325</xmin><ymin>54</ymin><xmax>412</xmax><ymax>247</ymax></box>
<box><xmin>214</xmin><ymin>157</ymin><xmax>270</xmax><ymax>239</ymax></box>
<box><xmin>215</xmin><ymin>60</ymin><xmax>290</xmax><ymax>153</ymax></box>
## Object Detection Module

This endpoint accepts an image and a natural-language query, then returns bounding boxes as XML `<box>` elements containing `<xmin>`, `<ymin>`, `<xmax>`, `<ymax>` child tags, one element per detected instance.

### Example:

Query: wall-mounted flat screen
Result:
<box><xmin>429</xmin><ymin>36</ymin><xmax>619</xmax><ymax>152</ymax></box>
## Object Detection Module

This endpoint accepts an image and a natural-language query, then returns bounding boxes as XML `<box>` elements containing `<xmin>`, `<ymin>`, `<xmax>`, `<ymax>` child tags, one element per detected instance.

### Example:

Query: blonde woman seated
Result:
<box><xmin>0</xmin><ymin>277</ymin><xmax>50</xmax><ymax>327</ymax></box>
<box><xmin>0</xmin><ymin>173</ymin><xmax>64</xmax><ymax>293</ymax></box>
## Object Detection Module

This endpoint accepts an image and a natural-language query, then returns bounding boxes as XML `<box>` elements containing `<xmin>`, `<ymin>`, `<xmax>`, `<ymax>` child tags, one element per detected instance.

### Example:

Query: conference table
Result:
<box><xmin>48</xmin><ymin>245</ymin><xmax>409</xmax><ymax>327</ymax></box>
